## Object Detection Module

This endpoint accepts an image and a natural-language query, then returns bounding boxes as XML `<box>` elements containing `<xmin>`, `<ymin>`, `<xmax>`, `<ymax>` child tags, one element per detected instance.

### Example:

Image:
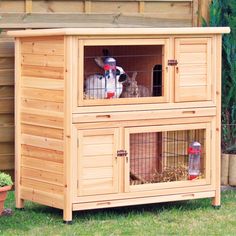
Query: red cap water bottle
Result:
<box><xmin>188</xmin><ymin>141</ymin><xmax>201</xmax><ymax>180</ymax></box>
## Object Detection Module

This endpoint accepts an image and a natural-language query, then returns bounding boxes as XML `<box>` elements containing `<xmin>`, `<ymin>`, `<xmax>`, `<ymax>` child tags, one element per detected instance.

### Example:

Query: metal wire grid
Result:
<box><xmin>130</xmin><ymin>129</ymin><xmax>206</xmax><ymax>185</ymax></box>
<box><xmin>83</xmin><ymin>46</ymin><xmax>163</xmax><ymax>99</ymax></box>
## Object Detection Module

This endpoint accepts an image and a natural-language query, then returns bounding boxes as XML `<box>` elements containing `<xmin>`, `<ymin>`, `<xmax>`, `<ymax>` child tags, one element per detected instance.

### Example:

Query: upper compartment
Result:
<box><xmin>8</xmin><ymin>27</ymin><xmax>230</xmax><ymax>111</ymax></box>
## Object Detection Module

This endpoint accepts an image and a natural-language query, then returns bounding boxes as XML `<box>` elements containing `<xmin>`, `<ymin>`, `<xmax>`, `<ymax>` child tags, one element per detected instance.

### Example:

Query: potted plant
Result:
<box><xmin>0</xmin><ymin>172</ymin><xmax>13</xmax><ymax>216</ymax></box>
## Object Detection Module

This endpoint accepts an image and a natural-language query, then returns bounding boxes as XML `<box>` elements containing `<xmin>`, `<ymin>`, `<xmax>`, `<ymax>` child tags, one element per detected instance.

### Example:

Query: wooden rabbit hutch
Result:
<box><xmin>9</xmin><ymin>27</ymin><xmax>229</xmax><ymax>222</ymax></box>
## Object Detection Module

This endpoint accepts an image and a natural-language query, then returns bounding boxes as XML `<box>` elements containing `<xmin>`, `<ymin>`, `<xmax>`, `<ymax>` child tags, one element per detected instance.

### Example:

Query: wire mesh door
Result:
<box><xmin>78</xmin><ymin>39</ymin><xmax>170</xmax><ymax>106</ymax></box>
<box><xmin>125</xmin><ymin>124</ymin><xmax>209</xmax><ymax>190</ymax></box>
<box><xmin>83</xmin><ymin>45</ymin><xmax>164</xmax><ymax>99</ymax></box>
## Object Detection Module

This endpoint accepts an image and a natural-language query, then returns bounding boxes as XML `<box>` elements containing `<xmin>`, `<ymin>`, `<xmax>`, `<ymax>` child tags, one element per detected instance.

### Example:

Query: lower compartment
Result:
<box><xmin>75</xmin><ymin>120</ymin><xmax>213</xmax><ymax>197</ymax></box>
<box><xmin>73</xmin><ymin>190</ymin><xmax>216</xmax><ymax>211</ymax></box>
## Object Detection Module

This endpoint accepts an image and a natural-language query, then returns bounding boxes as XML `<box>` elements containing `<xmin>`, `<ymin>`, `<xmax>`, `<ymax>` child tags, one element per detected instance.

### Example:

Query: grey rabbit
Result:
<box><xmin>120</xmin><ymin>72</ymin><xmax>150</xmax><ymax>98</ymax></box>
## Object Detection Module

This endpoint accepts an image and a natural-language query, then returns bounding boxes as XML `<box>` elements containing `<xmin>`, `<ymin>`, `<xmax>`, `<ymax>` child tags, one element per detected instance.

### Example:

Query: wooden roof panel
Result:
<box><xmin>8</xmin><ymin>27</ymin><xmax>230</xmax><ymax>37</ymax></box>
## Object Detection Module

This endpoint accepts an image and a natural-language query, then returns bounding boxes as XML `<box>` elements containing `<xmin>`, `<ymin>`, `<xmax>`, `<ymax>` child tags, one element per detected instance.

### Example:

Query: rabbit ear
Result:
<box><xmin>131</xmin><ymin>72</ymin><xmax>138</xmax><ymax>81</ymax></box>
<box><xmin>94</xmin><ymin>57</ymin><xmax>104</xmax><ymax>68</ymax></box>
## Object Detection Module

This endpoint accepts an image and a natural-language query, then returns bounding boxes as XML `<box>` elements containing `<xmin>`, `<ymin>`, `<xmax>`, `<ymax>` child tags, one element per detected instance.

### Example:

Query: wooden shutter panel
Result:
<box><xmin>175</xmin><ymin>38</ymin><xmax>212</xmax><ymax>102</ymax></box>
<box><xmin>77</xmin><ymin>128</ymin><xmax>119</xmax><ymax>196</ymax></box>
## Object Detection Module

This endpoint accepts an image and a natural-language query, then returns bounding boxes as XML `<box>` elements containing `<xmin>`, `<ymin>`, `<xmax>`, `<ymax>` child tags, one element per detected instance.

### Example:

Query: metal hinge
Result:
<box><xmin>168</xmin><ymin>59</ymin><xmax>178</xmax><ymax>66</ymax></box>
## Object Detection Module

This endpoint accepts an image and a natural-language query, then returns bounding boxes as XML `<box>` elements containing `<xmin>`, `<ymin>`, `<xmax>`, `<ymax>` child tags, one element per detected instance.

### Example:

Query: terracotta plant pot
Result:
<box><xmin>229</xmin><ymin>154</ymin><xmax>236</xmax><ymax>186</ymax></box>
<box><xmin>221</xmin><ymin>153</ymin><xmax>229</xmax><ymax>185</ymax></box>
<box><xmin>0</xmin><ymin>185</ymin><xmax>12</xmax><ymax>216</ymax></box>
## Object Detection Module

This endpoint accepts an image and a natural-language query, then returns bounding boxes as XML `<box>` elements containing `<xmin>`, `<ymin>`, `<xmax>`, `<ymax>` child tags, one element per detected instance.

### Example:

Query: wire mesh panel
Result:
<box><xmin>130</xmin><ymin>129</ymin><xmax>206</xmax><ymax>185</ymax></box>
<box><xmin>83</xmin><ymin>45</ymin><xmax>164</xmax><ymax>100</ymax></box>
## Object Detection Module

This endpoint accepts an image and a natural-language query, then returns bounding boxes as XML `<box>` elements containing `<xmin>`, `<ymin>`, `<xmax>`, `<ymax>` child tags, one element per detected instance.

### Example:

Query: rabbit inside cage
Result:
<box><xmin>83</xmin><ymin>45</ymin><xmax>164</xmax><ymax>100</ymax></box>
<box><xmin>129</xmin><ymin>129</ymin><xmax>206</xmax><ymax>185</ymax></box>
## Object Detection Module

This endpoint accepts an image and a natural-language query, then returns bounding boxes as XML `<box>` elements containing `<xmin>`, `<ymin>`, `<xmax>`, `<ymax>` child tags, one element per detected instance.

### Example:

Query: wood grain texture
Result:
<box><xmin>21</xmin><ymin>124</ymin><xmax>63</xmax><ymax>139</ymax></box>
<box><xmin>8</xmin><ymin>27</ymin><xmax>230</xmax><ymax>38</ymax></box>
<box><xmin>0</xmin><ymin>154</ymin><xmax>14</xmax><ymax>170</ymax></box>
<box><xmin>0</xmin><ymin>36</ymin><xmax>15</xmax><ymax>179</ymax></box>
<box><xmin>175</xmin><ymin>37</ymin><xmax>212</xmax><ymax>102</ymax></box>
<box><xmin>73</xmin><ymin>191</ymin><xmax>215</xmax><ymax>211</ymax></box>
<box><xmin>198</xmin><ymin>0</ymin><xmax>211</xmax><ymax>26</ymax></box>
<box><xmin>21</xmin><ymin>65</ymin><xmax>64</xmax><ymax>79</ymax></box>
<box><xmin>21</xmin><ymin>145</ymin><xmax>63</xmax><ymax>163</ymax></box>
<box><xmin>0</xmin><ymin>1</ymin><xmax>206</xmax><ymax>28</ymax></box>
<box><xmin>16</xmin><ymin>37</ymin><xmax>65</xmax><ymax>210</ymax></box>
<box><xmin>14</xmin><ymin>38</ymin><xmax>23</xmax><ymax>208</ymax></box>
<box><xmin>21</xmin><ymin>186</ymin><xmax>64</xmax><ymax>209</ymax></box>
<box><xmin>78</xmin><ymin>128</ymin><xmax>119</xmax><ymax>196</ymax></box>
<box><xmin>25</xmin><ymin>0</ymin><xmax>32</xmax><ymax>14</ymax></box>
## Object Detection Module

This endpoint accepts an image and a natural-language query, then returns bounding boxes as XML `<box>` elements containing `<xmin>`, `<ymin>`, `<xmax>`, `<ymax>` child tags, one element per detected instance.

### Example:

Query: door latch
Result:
<box><xmin>168</xmin><ymin>59</ymin><xmax>178</xmax><ymax>66</ymax></box>
<box><xmin>117</xmin><ymin>150</ymin><xmax>128</xmax><ymax>157</ymax></box>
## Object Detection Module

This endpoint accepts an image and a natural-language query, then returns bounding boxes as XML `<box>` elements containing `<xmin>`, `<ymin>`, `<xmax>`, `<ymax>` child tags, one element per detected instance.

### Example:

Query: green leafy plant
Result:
<box><xmin>202</xmin><ymin>0</ymin><xmax>236</xmax><ymax>153</ymax></box>
<box><xmin>0</xmin><ymin>172</ymin><xmax>13</xmax><ymax>187</ymax></box>
<box><xmin>221</xmin><ymin>1</ymin><xmax>236</xmax><ymax>153</ymax></box>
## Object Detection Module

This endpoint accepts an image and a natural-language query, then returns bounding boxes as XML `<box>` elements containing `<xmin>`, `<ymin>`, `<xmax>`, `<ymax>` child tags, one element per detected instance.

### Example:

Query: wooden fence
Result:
<box><xmin>0</xmin><ymin>0</ymin><xmax>211</xmax><ymax>179</ymax></box>
<box><xmin>0</xmin><ymin>0</ymin><xmax>211</xmax><ymax>28</ymax></box>
<box><xmin>0</xmin><ymin>34</ymin><xmax>14</xmax><ymax>178</ymax></box>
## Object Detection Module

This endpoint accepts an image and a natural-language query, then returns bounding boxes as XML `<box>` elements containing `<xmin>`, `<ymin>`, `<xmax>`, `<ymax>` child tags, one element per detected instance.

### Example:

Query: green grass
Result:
<box><xmin>0</xmin><ymin>191</ymin><xmax>236</xmax><ymax>236</ymax></box>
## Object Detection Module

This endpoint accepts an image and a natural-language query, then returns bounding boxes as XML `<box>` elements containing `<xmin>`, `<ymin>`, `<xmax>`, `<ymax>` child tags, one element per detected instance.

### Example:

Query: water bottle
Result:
<box><xmin>104</xmin><ymin>57</ymin><xmax>117</xmax><ymax>99</ymax></box>
<box><xmin>104</xmin><ymin>57</ymin><xmax>116</xmax><ymax>79</ymax></box>
<box><xmin>188</xmin><ymin>141</ymin><xmax>201</xmax><ymax>180</ymax></box>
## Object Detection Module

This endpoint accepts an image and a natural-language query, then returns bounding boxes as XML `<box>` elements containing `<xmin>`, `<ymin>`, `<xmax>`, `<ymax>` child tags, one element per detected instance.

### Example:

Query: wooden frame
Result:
<box><xmin>9</xmin><ymin>27</ymin><xmax>229</xmax><ymax>222</ymax></box>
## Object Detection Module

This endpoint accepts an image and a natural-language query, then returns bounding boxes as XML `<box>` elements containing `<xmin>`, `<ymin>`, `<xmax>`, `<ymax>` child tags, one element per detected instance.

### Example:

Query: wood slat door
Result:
<box><xmin>174</xmin><ymin>38</ymin><xmax>212</xmax><ymax>102</ymax></box>
<box><xmin>77</xmin><ymin>128</ymin><xmax>119</xmax><ymax>196</ymax></box>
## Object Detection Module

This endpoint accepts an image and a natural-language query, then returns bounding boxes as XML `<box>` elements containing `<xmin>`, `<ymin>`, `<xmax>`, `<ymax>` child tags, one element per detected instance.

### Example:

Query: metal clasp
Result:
<box><xmin>168</xmin><ymin>59</ymin><xmax>178</xmax><ymax>66</ymax></box>
<box><xmin>117</xmin><ymin>150</ymin><xmax>128</xmax><ymax>157</ymax></box>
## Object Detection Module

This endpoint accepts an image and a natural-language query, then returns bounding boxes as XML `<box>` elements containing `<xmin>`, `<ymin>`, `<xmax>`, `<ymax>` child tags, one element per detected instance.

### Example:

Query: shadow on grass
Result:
<box><xmin>71</xmin><ymin>197</ymin><xmax>213</xmax><ymax>222</ymax></box>
<box><xmin>27</xmin><ymin>196</ymin><xmax>212</xmax><ymax>220</ymax></box>
<box><xmin>1</xmin><ymin>190</ymin><xmax>229</xmax><ymax>233</ymax></box>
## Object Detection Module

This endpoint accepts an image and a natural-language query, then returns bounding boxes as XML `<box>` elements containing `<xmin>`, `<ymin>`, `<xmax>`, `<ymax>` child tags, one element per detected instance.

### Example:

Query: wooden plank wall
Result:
<box><xmin>0</xmin><ymin>0</ymin><xmax>211</xmax><ymax>28</ymax></box>
<box><xmin>19</xmin><ymin>37</ymin><xmax>65</xmax><ymax>208</ymax></box>
<box><xmin>0</xmin><ymin>34</ymin><xmax>15</xmax><ymax>178</ymax></box>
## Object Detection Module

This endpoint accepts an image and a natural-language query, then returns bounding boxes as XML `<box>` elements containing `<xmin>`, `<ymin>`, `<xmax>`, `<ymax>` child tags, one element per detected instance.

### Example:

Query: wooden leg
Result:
<box><xmin>63</xmin><ymin>208</ymin><xmax>73</xmax><ymax>224</ymax></box>
<box><xmin>16</xmin><ymin>198</ymin><xmax>24</xmax><ymax>209</ymax></box>
<box><xmin>212</xmin><ymin>35</ymin><xmax>222</xmax><ymax>209</ymax></box>
<box><xmin>15</xmin><ymin>185</ymin><xmax>24</xmax><ymax>209</ymax></box>
<box><xmin>212</xmin><ymin>189</ymin><xmax>221</xmax><ymax>207</ymax></box>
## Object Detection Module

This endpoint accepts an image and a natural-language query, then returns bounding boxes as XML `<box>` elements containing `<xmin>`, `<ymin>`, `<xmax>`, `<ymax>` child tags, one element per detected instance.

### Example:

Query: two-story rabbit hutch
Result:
<box><xmin>9</xmin><ymin>27</ymin><xmax>230</xmax><ymax>222</ymax></box>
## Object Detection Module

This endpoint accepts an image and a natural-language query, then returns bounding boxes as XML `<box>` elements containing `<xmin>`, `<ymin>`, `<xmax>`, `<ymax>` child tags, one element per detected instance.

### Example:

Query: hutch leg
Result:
<box><xmin>63</xmin><ymin>208</ymin><xmax>73</xmax><ymax>224</ymax></box>
<box><xmin>15</xmin><ymin>198</ymin><xmax>24</xmax><ymax>209</ymax></box>
<box><xmin>211</xmin><ymin>131</ymin><xmax>221</xmax><ymax>208</ymax></box>
<box><xmin>212</xmin><ymin>188</ymin><xmax>221</xmax><ymax>207</ymax></box>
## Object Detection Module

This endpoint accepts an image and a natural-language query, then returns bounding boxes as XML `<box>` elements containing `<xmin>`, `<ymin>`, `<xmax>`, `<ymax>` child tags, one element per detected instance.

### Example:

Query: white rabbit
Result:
<box><xmin>85</xmin><ymin>56</ymin><xmax>127</xmax><ymax>99</ymax></box>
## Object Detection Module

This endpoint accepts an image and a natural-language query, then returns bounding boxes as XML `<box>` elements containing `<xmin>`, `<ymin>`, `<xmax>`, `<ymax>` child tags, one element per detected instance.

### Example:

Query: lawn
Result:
<box><xmin>0</xmin><ymin>190</ymin><xmax>236</xmax><ymax>236</ymax></box>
